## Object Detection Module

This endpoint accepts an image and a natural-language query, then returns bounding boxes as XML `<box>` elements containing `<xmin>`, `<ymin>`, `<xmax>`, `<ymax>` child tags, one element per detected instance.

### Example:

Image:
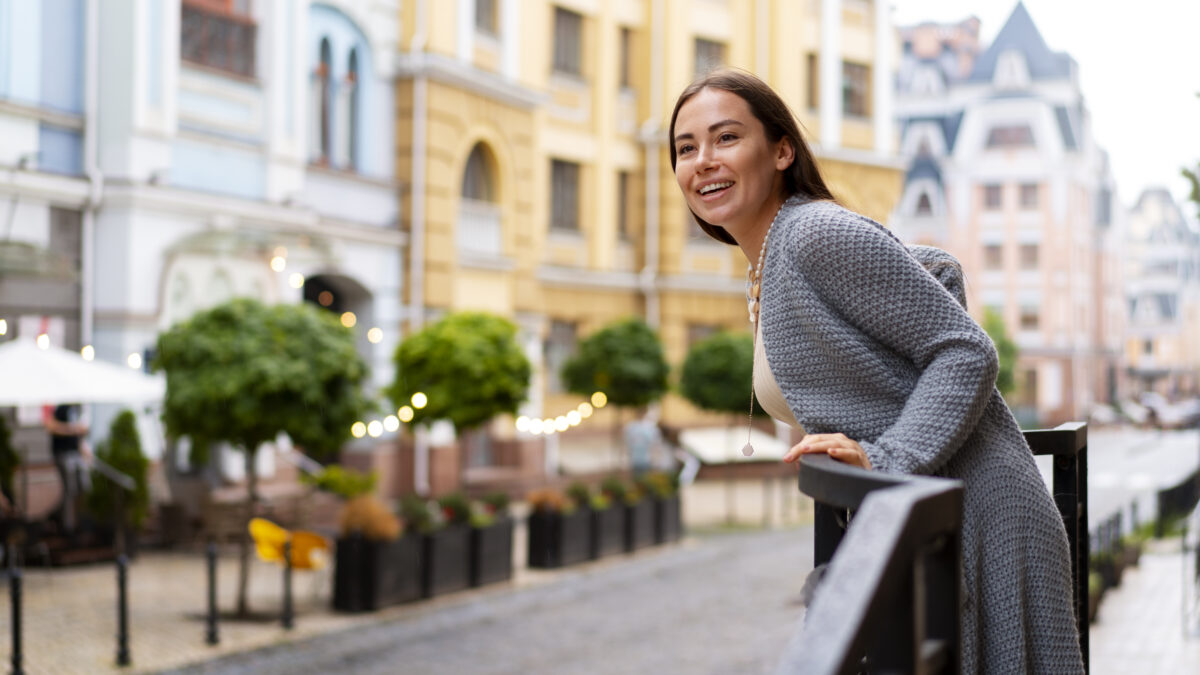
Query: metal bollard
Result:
<box><xmin>10</xmin><ymin>567</ymin><xmax>23</xmax><ymax>675</ymax></box>
<box><xmin>206</xmin><ymin>541</ymin><xmax>219</xmax><ymax>645</ymax></box>
<box><xmin>116</xmin><ymin>555</ymin><xmax>131</xmax><ymax>667</ymax></box>
<box><xmin>282</xmin><ymin>539</ymin><xmax>294</xmax><ymax>630</ymax></box>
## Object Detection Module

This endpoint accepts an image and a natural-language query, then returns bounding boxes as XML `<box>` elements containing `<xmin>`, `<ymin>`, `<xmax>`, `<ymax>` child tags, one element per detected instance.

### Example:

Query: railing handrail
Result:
<box><xmin>783</xmin><ymin>455</ymin><xmax>963</xmax><ymax>674</ymax></box>
<box><xmin>1024</xmin><ymin>421</ymin><xmax>1088</xmax><ymax>456</ymax></box>
<box><xmin>91</xmin><ymin>456</ymin><xmax>136</xmax><ymax>492</ymax></box>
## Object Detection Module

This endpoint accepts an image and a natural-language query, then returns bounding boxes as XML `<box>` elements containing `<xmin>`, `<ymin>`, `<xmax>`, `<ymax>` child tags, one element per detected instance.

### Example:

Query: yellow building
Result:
<box><xmin>393</xmin><ymin>0</ymin><xmax>904</xmax><ymax>472</ymax></box>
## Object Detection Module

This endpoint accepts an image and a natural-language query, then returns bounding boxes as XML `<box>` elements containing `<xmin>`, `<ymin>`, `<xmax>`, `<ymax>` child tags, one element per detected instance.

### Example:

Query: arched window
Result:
<box><xmin>334</xmin><ymin>48</ymin><xmax>356</xmax><ymax>168</ymax></box>
<box><xmin>311</xmin><ymin>38</ymin><xmax>332</xmax><ymax>164</ymax></box>
<box><xmin>462</xmin><ymin>144</ymin><xmax>494</xmax><ymax>202</ymax></box>
<box><xmin>346</xmin><ymin>49</ymin><xmax>360</xmax><ymax>169</ymax></box>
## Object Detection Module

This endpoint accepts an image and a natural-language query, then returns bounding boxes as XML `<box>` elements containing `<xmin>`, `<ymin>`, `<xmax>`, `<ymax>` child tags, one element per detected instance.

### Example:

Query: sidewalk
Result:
<box><xmin>1090</xmin><ymin>538</ymin><xmax>1200</xmax><ymax>674</ymax></box>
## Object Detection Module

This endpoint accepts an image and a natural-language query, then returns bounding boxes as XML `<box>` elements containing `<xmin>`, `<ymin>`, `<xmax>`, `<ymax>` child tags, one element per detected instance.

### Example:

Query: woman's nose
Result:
<box><xmin>696</xmin><ymin>144</ymin><xmax>718</xmax><ymax>170</ymax></box>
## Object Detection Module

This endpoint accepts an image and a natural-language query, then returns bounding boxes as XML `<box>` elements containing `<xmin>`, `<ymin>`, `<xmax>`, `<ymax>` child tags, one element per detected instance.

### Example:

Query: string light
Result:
<box><xmin>367</xmin><ymin>421</ymin><xmax>383</xmax><ymax>437</ymax></box>
<box><xmin>411</xmin><ymin>392</ymin><xmax>427</xmax><ymax>409</ymax></box>
<box><xmin>567</xmin><ymin>410</ymin><xmax>581</xmax><ymax>426</ymax></box>
<box><xmin>398</xmin><ymin>406</ymin><xmax>414</xmax><ymax>423</ymax></box>
<box><xmin>515</xmin><ymin>416</ymin><xmax>531</xmax><ymax>432</ymax></box>
<box><xmin>36</xmin><ymin>334</ymin><xmax>50</xmax><ymax>350</ymax></box>
<box><xmin>0</xmin><ymin>319</ymin><xmax>7</xmax><ymax>335</ymax></box>
<box><xmin>289</xmin><ymin>273</ymin><xmax>305</xmax><ymax>289</ymax></box>
<box><xmin>318</xmin><ymin>291</ymin><xmax>334</xmax><ymax>306</ymax></box>
<box><xmin>351</xmin><ymin>422</ymin><xmax>366</xmax><ymax>438</ymax></box>
<box><xmin>578</xmin><ymin>402</ymin><xmax>594</xmax><ymax>418</ymax></box>
<box><xmin>81</xmin><ymin>345</ymin><xmax>95</xmax><ymax>361</ymax></box>
<box><xmin>270</xmin><ymin>256</ymin><xmax>286</xmax><ymax>272</ymax></box>
<box><xmin>591</xmin><ymin>391</ymin><xmax>608</xmax><ymax>408</ymax></box>
<box><xmin>127</xmin><ymin>353</ymin><xmax>143</xmax><ymax>369</ymax></box>
<box><xmin>383</xmin><ymin>415</ymin><xmax>400</xmax><ymax>432</ymax></box>
<box><xmin>514</xmin><ymin>393</ymin><xmax>608</xmax><ymax>435</ymax></box>
<box><xmin>367</xmin><ymin>327</ymin><xmax>383</xmax><ymax>344</ymax></box>
<box><xmin>340</xmin><ymin>312</ymin><xmax>357</xmax><ymax>328</ymax></box>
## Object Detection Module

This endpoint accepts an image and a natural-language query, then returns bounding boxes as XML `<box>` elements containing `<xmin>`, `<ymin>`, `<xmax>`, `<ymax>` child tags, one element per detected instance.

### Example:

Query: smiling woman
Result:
<box><xmin>668</xmin><ymin>69</ymin><xmax>1084</xmax><ymax>673</ymax></box>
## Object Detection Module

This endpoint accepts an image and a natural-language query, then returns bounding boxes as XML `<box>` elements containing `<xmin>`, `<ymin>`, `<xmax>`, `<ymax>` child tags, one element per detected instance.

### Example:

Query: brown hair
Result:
<box><xmin>668</xmin><ymin>69</ymin><xmax>835</xmax><ymax>245</ymax></box>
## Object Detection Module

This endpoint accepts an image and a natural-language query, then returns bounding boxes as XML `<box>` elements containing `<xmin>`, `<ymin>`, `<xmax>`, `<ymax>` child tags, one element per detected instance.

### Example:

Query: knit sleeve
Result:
<box><xmin>785</xmin><ymin>206</ymin><xmax>998</xmax><ymax>476</ymax></box>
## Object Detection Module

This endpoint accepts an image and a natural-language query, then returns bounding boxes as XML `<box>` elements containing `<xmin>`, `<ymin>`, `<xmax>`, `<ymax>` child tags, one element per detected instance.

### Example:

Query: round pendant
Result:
<box><xmin>741</xmin><ymin>443</ymin><xmax>754</xmax><ymax>457</ymax></box>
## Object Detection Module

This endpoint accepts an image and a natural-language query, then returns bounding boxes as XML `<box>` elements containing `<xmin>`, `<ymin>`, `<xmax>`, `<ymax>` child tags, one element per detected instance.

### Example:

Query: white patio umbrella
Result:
<box><xmin>0</xmin><ymin>338</ymin><xmax>165</xmax><ymax>406</ymax></box>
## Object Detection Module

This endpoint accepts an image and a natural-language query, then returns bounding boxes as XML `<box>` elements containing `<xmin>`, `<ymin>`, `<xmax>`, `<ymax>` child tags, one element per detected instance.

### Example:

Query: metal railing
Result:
<box><xmin>786</xmin><ymin>422</ymin><xmax>1089</xmax><ymax>674</ymax></box>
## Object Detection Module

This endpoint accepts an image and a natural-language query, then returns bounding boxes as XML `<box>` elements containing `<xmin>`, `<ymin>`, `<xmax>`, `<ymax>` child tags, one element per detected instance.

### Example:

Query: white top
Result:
<box><xmin>753</xmin><ymin>319</ymin><xmax>801</xmax><ymax>428</ymax></box>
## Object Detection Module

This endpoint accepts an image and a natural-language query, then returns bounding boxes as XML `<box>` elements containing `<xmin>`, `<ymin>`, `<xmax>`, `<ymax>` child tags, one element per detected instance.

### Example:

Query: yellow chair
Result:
<box><xmin>248</xmin><ymin>517</ymin><xmax>331</xmax><ymax>571</ymax></box>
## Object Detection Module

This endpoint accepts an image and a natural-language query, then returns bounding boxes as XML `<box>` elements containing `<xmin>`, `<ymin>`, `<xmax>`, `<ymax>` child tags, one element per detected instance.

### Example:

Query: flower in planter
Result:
<box><xmin>527</xmin><ymin>487</ymin><xmax>575</xmax><ymax>515</ymax></box>
<box><xmin>622</xmin><ymin>484</ymin><xmax>644</xmax><ymax>506</ymax></box>
<box><xmin>471</xmin><ymin>492</ymin><xmax>512</xmax><ymax>528</ymax></box>
<box><xmin>599</xmin><ymin>476</ymin><xmax>627</xmax><ymax>504</ymax></box>
<box><xmin>637</xmin><ymin>471</ymin><xmax>678</xmax><ymax>499</ymax></box>
<box><xmin>339</xmin><ymin>495</ymin><xmax>402</xmax><ymax>541</ymax></box>
<box><xmin>481</xmin><ymin>491</ymin><xmax>510</xmax><ymax>515</ymax></box>
<box><xmin>399</xmin><ymin>495</ymin><xmax>437</xmax><ymax>534</ymax></box>
<box><xmin>437</xmin><ymin>492</ymin><xmax>472</xmax><ymax>527</ymax></box>
<box><xmin>589</xmin><ymin>493</ymin><xmax>612</xmax><ymax>510</ymax></box>
<box><xmin>566</xmin><ymin>481</ymin><xmax>592</xmax><ymax>510</ymax></box>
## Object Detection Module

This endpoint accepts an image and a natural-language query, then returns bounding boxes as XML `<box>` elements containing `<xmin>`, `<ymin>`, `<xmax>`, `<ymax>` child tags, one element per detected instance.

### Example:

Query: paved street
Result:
<box><xmin>165</xmin><ymin>527</ymin><xmax>814</xmax><ymax>675</ymax></box>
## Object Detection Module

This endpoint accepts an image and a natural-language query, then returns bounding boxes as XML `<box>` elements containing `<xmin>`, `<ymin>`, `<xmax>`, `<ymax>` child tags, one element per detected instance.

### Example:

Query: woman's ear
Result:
<box><xmin>775</xmin><ymin>138</ymin><xmax>796</xmax><ymax>171</ymax></box>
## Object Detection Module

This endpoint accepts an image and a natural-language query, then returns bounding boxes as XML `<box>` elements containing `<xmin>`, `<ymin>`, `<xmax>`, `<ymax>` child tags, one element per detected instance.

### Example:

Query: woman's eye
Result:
<box><xmin>719</xmin><ymin>133</ymin><xmax>737</xmax><ymax>142</ymax></box>
<box><xmin>678</xmin><ymin>144</ymin><xmax>695</xmax><ymax>155</ymax></box>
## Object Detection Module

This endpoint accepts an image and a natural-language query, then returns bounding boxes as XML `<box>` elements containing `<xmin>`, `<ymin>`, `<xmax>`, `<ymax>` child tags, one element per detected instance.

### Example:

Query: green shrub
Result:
<box><xmin>600</xmin><ymin>476</ymin><xmax>627</xmax><ymax>504</ymax></box>
<box><xmin>86</xmin><ymin>410</ymin><xmax>150</xmax><ymax>529</ymax></box>
<box><xmin>301</xmin><ymin>465</ymin><xmax>378</xmax><ymax>500</ymax></box>
<box><xmin>566</xmin><ymin>481</ymin><xmax>591</xmax><ymax>509</ymax></box>
<box><xmin>399</xmin><ymin>495</ymin><xmax>435</xmax><ymax>534</ymax></box>
<box><xmin>437</xmin><ymin>492</ymin><xmax>471</xmax><ymax>526</ymax></box>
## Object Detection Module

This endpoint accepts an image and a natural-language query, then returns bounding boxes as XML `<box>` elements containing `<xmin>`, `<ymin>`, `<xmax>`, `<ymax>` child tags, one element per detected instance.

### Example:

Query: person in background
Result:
<box><xmin>624</xmin><ymin>407</ymin><xmax>662</xmax><ymax>477</ymax></box>
<box><xmin>43</xmin><ymin>403</ymin><xmax>91</xmax><ymax>533</ymax></box>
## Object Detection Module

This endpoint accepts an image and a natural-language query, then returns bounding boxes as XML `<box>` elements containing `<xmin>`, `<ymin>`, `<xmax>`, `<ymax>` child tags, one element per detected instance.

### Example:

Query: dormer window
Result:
<box><xmin>994</xmin><ymin>49</ymin><xmax>1030</xmax><ymax>90</ymax></box>
<box><xmin>986</xmin><ymin>124</ymin><xmax>1035</xmax><ymax>149</ymax></box>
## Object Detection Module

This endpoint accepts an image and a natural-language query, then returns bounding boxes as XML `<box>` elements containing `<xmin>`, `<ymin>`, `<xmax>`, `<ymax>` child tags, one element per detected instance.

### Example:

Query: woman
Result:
<box><xmin>670</xmin><ymin>69</ymin><xmax>1083</xmax><ymax>673</ymax></box>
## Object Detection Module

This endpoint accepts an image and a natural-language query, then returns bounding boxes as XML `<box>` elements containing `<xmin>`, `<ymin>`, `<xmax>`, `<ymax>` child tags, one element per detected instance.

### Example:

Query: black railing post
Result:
<box><xmin>813</xmin><ymin>502</ymin><xmax>845</xmax><ymax>567</ymax></box>
<box><xmin>282</xmin><ymin>538</ymin><xmax>294</xmax><ymax>630</ymax></box>
<box><xmin>116</xmin><ymin>555</ymin><xmax>131</xmax><ymax>667</ymax></box>
<box><xmin>205</xmin><ymin>540</ymin><xmax>219</xmax><ymax>645</ymax></box>
<box><xmin>9</xmin><ymin>567</ymin><xmax>22</xmax><ymax>675</ymax></box>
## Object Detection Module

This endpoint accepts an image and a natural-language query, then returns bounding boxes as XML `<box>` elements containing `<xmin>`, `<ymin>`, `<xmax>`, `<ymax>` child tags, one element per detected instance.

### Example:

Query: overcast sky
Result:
<box><xmin>891</xmin><ymin>0</ymin><xmax>1200</xmax><ymax>212</ymax></box>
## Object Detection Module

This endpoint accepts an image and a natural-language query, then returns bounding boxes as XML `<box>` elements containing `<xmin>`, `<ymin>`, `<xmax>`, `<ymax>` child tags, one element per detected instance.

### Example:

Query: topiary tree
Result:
<box><xmin>562</xmin><ymin>318</ymin><xmax>669</xmax><ymax>460</ymax></box>
<box><xmin>386</xmin><ymin>312</ymin><xmax>531</xmax><ymax>432</ymax></box>
<box><xmin>86</xmin><ymin>410</ymin><xmax>150</xmax><ymax>538</ymax></box>
<box><xmin>153</xmin><ymin>298</ymin><xmax>370</xmax><ymax>617</ymax></box>
<box><xmin>679</xmin><ymin>331</ymin><xmax>763</xmax><ymax>418</ymax></box>
<box><xmin>982</xmin><ymin>308</ymin><xmax>1017</xmax><ymax>399</ymax></box>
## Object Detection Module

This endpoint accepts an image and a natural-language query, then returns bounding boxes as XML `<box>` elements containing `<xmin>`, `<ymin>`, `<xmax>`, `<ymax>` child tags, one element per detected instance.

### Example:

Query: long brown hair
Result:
<box><xmin>668</xmin><ymin>69</ymin><xmax>834</xmax><ymax>245</ymax></box>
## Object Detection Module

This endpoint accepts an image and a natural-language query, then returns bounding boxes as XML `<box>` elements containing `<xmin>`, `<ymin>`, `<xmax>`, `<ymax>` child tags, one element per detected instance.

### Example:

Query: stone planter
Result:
<box><xmin>653</xmin><ymin>495</ymin><xmax>682</xmax><ymax>544</ymax></box>
<box><xmin>624</xmin><ymin>500</ymin><xmax>656</xmax><ymax>552</ymax></box>
<box><xmin>469</xmin><ymin>518</ymin><xmax>514</xmax><ymax>587</ymax></box>
<box><xmin>527</xmin><ymin>509</ymin><xmax>591</xmax><ymax>568</ymax></box>
<box><xmin>422</xmin><ymin>524</ymin><xmax>471</xmax><ymax>598</ymax></box>
<box><xmin>333</xmin><ymin>534</ymin><xmax>422</xmax><ymax>612</ymax></box>
<box><xmin>590</xmin><ymin>506</ymin><xmax>625</xmax><ymax>559</ymax></box>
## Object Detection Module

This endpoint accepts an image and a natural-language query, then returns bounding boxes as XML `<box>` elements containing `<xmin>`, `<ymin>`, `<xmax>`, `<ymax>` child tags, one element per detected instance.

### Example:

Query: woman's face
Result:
<box><xmin>673</xmin><ymin>87</ymin><xmax>793</xmax><ymax>243</ymax></box>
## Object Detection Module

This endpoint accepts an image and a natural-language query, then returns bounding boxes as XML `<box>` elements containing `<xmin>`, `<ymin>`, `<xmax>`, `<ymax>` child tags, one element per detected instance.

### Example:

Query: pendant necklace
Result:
<box><xmin>742</xmin><ymin>200</ymin><xmax>788</xmax><ymax>458</ymax></box>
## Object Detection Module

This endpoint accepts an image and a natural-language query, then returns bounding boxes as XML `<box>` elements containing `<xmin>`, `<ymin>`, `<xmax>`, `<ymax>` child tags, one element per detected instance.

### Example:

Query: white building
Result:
<box><xmin>892</xmin><ymin>2</ymin><xmax>1125</xmax><ymax>426</ymax></box>
<box><xmin>1125</xmin><ymin>188</ymin><xmax>1200</xmax><ymax>398</ymax></box>
<box><xmin>0</xmin><ymin>1</ymin><xmax>403</xmax><ymax>491</ymax></box>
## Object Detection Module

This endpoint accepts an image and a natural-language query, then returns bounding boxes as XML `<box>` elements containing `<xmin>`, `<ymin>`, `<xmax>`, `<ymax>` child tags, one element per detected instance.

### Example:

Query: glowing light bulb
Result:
<box><xmin>367</xmin><ymin>327</ymin><xmax>383</xmax><ymax>344</ymax></box>
<box><xmin>567</xmin><ymin>411</ymin><xmax>581</xmax><ymax>426</ymax></box>
<box><xmin>351</xmin><ymin>422</ymin><xmax>367</xmax><ymax>438</ymax></box>
<box><xmin>367</xmin><ymin>420</ymin><xmax>383</xmax><ymax>437</ymax></box>
<box><xmin>515</xmin><ymin>416</ymin><xmax>530</xmax><ymax>432</ymax></box>
<box><xmin>578</xmin><ymin>402</ymin><xmax>594</xmax><ymax>418</ymax></box>
<box><xmin>411</xmin><ymin>392</ymin><xmax>428</xmax><ymax>409</ymax></box>
<box><xmin>270</xmin><ymin>256</ymin><xmax>287</xmax><ymax>272</ymax></box>
<box><xmin>591</xmin><ymin>392</ymin><xmax>607</xmax><ymax>408</ymax></box>
<box><xmin>0</xmin><ymin>319</ymin><xmax>7</xmax><ymax>335</ymax></box>
<box><xmin>383</xmin><ymin>415</ymin><xmax>400</xmax><ymax>432</ymax></box>
<box><xmin>398</xmin><ymin>406</ymin><xmax>414</xmax><ymax>423</ymax></box>
<box><xmin>81</xmin><ymin>345</ymin><xmax>95</xmax><ymax>361</ymax></box>
<box><xmin>340</xmin><ymin>312</ymin><xmax>357</xmax><ymax>328</ymax></box>
<box><xmin>36</xmin><ymin>334</ymin><xmax>50</xmax><ymax>350</ymax></box>
<box><xmin>318</xmin><ymin>291</ymin><xmax>334</xmax><ymax>306</ymax></box>
<box><xmin>529</xmin><ymin>419</ymin><xmax>545</xmax><ymax>435</ymax></box>
<box><xmin>127</xmin><ymin>353</ymin><xmax>143</xmax><ymax>369</ymax></box>
<box><xmin>289</xmin><ymin>273</ymin><xmax>305</xmax><ymax>289</ymax></box>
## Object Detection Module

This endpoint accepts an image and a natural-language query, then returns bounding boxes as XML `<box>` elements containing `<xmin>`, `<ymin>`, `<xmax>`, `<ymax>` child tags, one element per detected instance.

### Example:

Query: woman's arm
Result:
<box><xmin>780</xmin><ymin>207</ymin><xmax>998</xmax><ymax>475</ymax></box>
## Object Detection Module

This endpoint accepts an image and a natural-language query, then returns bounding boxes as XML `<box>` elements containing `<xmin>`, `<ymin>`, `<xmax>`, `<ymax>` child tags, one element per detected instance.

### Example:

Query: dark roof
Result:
<box><xmin>967</xmin><ymin>1</ymin><xmax>1074</xmax><ymax>83</ymax></box>
<box><xmin>901</xmin><ymin>113</ymin><xmax>965</xmax><ymax>153</ymax></box>
<box><xmin>905</xmin><ymin>155</ymin><xmax>943</xmax><ymax>186</ymax></box>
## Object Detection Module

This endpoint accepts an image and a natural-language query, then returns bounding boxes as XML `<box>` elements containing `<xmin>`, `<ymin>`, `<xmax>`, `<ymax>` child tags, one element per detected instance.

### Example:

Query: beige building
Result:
<box><xmin>391</xmin><ymin>0</ymin><xmax>904</xmax><ymax>487</ymax></box>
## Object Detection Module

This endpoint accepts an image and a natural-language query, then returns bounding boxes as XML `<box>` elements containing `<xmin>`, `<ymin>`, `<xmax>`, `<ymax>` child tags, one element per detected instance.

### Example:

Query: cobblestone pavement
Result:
<box><xmin>163</xmin><ymin>527</ymin><xmax>815</xmax><ymax>675</ymax></box>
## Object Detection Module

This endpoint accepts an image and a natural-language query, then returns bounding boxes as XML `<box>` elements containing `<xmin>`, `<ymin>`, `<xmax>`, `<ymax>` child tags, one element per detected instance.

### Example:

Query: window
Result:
<box><xmin>983</xmin><ymin>184</ymin><xmax>1002</xmax><ymax>210</ymax></box>
<box><xmin>617</xmin><ymin>171</ymin><xmax>630</xmax><ymax>241</ymax></box>
<box><xmin>463</xmin><ymin>145</ymin><xmax>493</xmax><ymax>201</ymax></box>
<box><xmin>550</xmin><ymin>160</ymin><xmax>580</xmax><ymax>231</ymax></box>
<box><xmin>335</xmin><ymin>49</ymin><xmax>359</xmax><ymax>168</ymax></box>
<box><xmin>1020</xmin><ymin>183</ymin><xmax>1038</xmax><ymax>209</ymax></box>
<box><xmin>806</xmin><ymin>53</ymin><xmax>819</xmax><ymax>110</ymax></box>
<box><xmin>915</xmin><ymin>192</ymin><xmax>932</xmax><ymax>216</ymax></box>
<box><xmin>986</xmin><ymin>125</ymin><xmax>1034</xmax><ymax>149</ymax></box>
<box><xmin>544</xmin><ymin>320</ymin><xmax>577</xmax><ymax>394</ymax></box>
<box><xmin>619</xmin><ymin>27</ymin><xmax>632</xmax><ymax>88</ymax></box>
<box><xmin>553</xmin><ymin>7</ymin><xmax>583</xmax><ymax>75</ymax></box>
<box><xmin>181</xmin><ymin>0</ymin><xmax>257</xmax><ymax>78</ymax></box>
<box><xmin>1019</xmin><ymin>305</ymin><xmax>1039</xmax><ymax>331</ymax></box>
<box><xmin>694</xmin><ymin>38</ymin><xmax>725</xmax><ymax>78</ymax></box>
<box><xmin>475</xmin><ymin>0</ymin><xmax>498</xmax><ymax>35</ymax></box>
<box><xmin>1019</xmin><ymin>243</ymin><xmax>1039</xmax><ymax>270</ymax></box>
<box><xmin>313</xmin><ymin>39</ymin><xmax>332</xmax><ymax>163</ymax></box>
<box><xmin>1143</xmin><ymin>339</ymin><xmax>1153</xmax><ymax>355</ymax></box>
<box><xmin>842</xmin><ymin>61</ymin><xmax>871</xmax><ymax>117</ymax></box>
<box><xmin>984</xmin><ymin>244</ymin><xmax>1003</xmax><ymax>270</ymax></box>
<box><xmin>687</xmin><ymin>324</ymin><xmax>719</xmax><ymax>347</ymax></box>
<box><xmin>1016</xmin><ymin>366</ymin><xmax>1038</xmax><ymax>407</ymax></box>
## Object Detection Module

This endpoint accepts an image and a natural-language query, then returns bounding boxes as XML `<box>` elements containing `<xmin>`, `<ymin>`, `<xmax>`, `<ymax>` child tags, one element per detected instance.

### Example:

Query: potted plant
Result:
<box><xmin>526</xmin><ymin>487</ymin><xmax>591</xmax><ymax>568</ymax></box>
<box><xmin>469</xmin><ymin>492</ymin><xmax>514</xmax><ymax>587</ymax></box>
<box><xmin>407</xmin><ymin>492</ymin><xmax>471</xmax><ymax>598</ymax></box>
<box><xmin>333</xmin><ymin>495</ymin><xmax>420</xmax><ymax>612</ymax></box>
<box><xmin>603</xmin><ymin>477</ymin><xmax>655</xmax><ymax>552</ymax></box>
<box><xmin>639</xmin><ymin>471</ymin><xmax>682</xmax><ymax>544</ymax></box>
<box><xmin>85</xmin><ymin>410</ymin><xmax>151</xmax><ymax>556</ymax></box>
<box><xmin>574</xmin><ymin>481</ymin><xmax>623</xmax><ymax>559</ymax></box>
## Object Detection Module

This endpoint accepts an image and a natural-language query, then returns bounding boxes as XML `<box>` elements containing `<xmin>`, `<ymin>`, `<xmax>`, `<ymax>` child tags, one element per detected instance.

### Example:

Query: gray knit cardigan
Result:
<box><xmin>760</xmin><ymin>197</ymin><xmax>1084</xmax><ymax>674</ymax></box>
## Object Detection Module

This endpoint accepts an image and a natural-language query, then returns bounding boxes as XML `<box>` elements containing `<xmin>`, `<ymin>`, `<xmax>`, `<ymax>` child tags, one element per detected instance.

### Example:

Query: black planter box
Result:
<box><xmin>423</xmin><ymin>524</ymin><xmax>471</xmax><ymax>598</ymax></box>
<box><xmin>470</xmin><ymin>518</ymin><xmax>514</xmax><ymax>587</ymax></box>
<box><xmin>653</xmin><ymin>495</ymin><xmax>682</xmax><ymax>544</ymax></box>
<box><xmin>334</xmin><ymin>534</ymin><xmax>422</xmax><ymax>612</ymax></box>
<box><xmin>590</xmin><ymin>507</ymin><xmax>625</xmax><ymax>559</ymax></box>
<box><xmin>624</xmin><ymin>500</ymin><xmax>656</xmax><ymax>552</ymax></box>
<box><xmin>527</xmin><ymin>509</ymin><xmax>592</xmax><ymax>568</ymax></box>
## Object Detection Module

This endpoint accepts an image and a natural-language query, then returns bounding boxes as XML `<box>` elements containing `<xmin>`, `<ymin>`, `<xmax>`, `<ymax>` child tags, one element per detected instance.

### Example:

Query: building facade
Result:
<box><xmin>393</xmin><ymin>0</ymin><xmax>905</xmax><ymax>483</ymax></box>
<box><xmin>1124</xmin><ymin>188</ymin><xmax>1200</xmax><ymax>398</ymax></box>
<box><xmin>892</xmin><ymin>3</ymin><xmax>1125</xmax><ymax>426</ymax></box>
<box><xmin>1</xmin><ymin>0</ymin><xmax>405</xmax><ymax>500</ymax></box>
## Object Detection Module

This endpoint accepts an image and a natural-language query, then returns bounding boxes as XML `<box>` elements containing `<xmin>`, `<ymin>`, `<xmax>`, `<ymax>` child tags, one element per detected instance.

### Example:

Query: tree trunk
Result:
<box><xmin>235</xmin><ymin>446</ymin><xmax>258</xmax><ymax>617</ymax></box>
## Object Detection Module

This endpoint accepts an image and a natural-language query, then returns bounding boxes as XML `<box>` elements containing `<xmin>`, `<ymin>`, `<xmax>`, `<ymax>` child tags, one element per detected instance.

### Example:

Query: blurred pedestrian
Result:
<box><xmin>43</xmin><ymin>403</ymin><xmax>91</xmax><ymax>533</ymax></box>
<box><xmin>624</xmin><ymin>407</ymin><xmax>661</xmax><ymax>477</ymax></box>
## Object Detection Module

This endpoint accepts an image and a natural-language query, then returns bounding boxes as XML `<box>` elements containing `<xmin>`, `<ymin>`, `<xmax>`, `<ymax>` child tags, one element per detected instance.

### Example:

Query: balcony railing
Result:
<box><xmin>784</xmin><ymin>422</ymin><xmax>1089</xmax><ymax>674</ymax></box>
<box><xmin>457</xmin><ymin>199</ymin><xmax>503</xmax><ymax>260</ymax></box>
<box><xmin>181</xmin><ymin>3</ymin><xmax>257</xmax><ymax>78</ymax></box>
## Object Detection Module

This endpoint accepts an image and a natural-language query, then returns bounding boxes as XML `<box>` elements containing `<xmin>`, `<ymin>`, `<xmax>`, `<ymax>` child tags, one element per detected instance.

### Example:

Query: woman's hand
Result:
<box><xmin>782</xmin><ymin>433</ymin><xmax>872</xmax><ymax>470</ymax></box>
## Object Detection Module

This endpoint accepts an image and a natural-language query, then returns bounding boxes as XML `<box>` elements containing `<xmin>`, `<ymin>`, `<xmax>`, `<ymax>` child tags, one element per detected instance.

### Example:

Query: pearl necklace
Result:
<box><xmin>742</xmin><ymin>199</ymin><xmax>789</xmax><ymax>457</ymax></box>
